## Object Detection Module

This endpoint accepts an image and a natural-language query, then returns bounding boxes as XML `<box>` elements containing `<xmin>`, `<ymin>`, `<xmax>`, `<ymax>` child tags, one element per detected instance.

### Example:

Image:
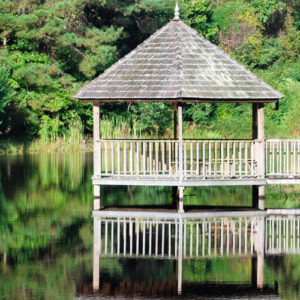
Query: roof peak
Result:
<box><xmin>174</xmin><ymin>2</ymin><xmax>180</xmax><ymax>20</ymax></box>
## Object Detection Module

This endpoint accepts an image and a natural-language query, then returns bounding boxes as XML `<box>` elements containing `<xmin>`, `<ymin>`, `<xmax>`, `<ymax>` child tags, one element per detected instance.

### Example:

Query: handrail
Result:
<box><xmin>101</xmin><ymin>138</ymin><xmax>257</xmax><ymax>142</ymax></box>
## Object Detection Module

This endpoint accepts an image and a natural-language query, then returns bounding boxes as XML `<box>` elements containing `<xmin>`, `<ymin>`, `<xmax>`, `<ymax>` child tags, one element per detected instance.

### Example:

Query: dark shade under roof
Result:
<box><xmin>74</xmin><ymin>17</ymin><xmax>283</xmax><ymax>102</ymax></box>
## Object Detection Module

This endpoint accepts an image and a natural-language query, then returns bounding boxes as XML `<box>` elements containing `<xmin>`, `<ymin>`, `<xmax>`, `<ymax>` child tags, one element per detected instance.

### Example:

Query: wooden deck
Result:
<box><xmin>93</xmin><ymin>139</ymin><xmax>300</xmax><ymax>186</ymax></box>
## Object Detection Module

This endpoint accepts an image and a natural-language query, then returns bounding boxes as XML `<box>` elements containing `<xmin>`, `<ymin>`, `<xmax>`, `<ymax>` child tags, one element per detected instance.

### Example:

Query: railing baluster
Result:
<box><xmin>124</xmin><ymin>141</ymin><xmax>127</xmax><ymax>175</ymax></box>
<box><xmin>184</xmin><ymin>142</ymin><xmax>187</xmax><ymax>175</ymax></box>
<box><xmin>149</xmin><ymin>142</ymin><xmax>152</xmax><ymax>176</ymax></box>
<box><xmin>202</xmin><ymin>221</ymin><xmax>205</xmax><ymax>256</ymax></box>
<box><xmin>162</xmin><ymin>221</ymin><xmax>165</xmax><ymax>256</ymax></box>
<box><xmin>149</xmin><ymin>220</ymin><xmax>152</xmax><ymax>255</ymax></box>
<box><xmin>238</xmin><ymin>142</ymin><xmax>242</xmax><ymax>176</ymax></box>
<box><xmin>111</xmin><ymin>141</ymin><xmax>114</xmax><ymax>175</ymax></box>
<box><xmin>168</xmin><ymin>222</ymin><xmax>171</xmax><ymax>257</ymax></box>
<box><xmin>162</xmin><ymin>141</ymin><xmax>165</xmax><ymax>175</ymax></box>
<box><xmin>232</xmin><ymin>142</ymin><xmax>236</xmax><ymax>177</ymax></box>
<box><xmin>155</xmin><ymin>141</ymin><xmax>159</xmax><ymax>176</ymax></box>
<box><xmin>136</xmin><ymin>220</ymin><xmax>139</xmax><ymax>256</ymax></box>
<box><xmin>142</xmin><ymin>221</ymin><xmax>146</xmax><ymax>256</ymax></box>
<box><xmin>208</xmin><ymin>142</ymin><xmax>212</xmax><ymax>176</ymax></box>
<box><xmin>105</xmin><ymin>141</ymin><xmax>108</xmax><ymax>175</ymax></box>
<box><xmin>136</xmin><ymin>142</ymin><xmax>139</xmax><ymax>176</ymax></box>
<box><xmin>117</xmin><ymin>141</ymin><xmax>120</xmax><ymax>176</ymax></box>
<box><xmin>190</xmin><ymin>142</ymin><xmax>193</xmax><ymax>175</ymax></box>
<box><xmin>111</xmin><ymin>220</ymin><xmax>114</xmax><ymax>254</ymax></box>
<box><xmin>214</xmin><ymin>142</ymin><xmax>218</xmax><ymax>176</ymax></box>
<box><xmin>190</xmin><ymin>222</ymin><xmax>193</xmax><ymax>257</ymax></box>
<box><xmin>117</xmin><ymin>218</ymin><xmax>120</xmax><ymax>255</ymax></box>
<box><xmin>169</xmin><ymin>142</ymin><xmax>172</xmax><ymax>175</ymax></box>
<box><xmin>196</xmin><ymin>142</ymin><xmax>199</xmax><ymax>175</ymax></box>
<box><xmin>196</xmin><ymin>222</ymin><xmax>199</xmax><ymax>257</ymax></box>
<box><xmin>227</xmin><ymin>142</ymin><xmax>230</xmax><ymax>177</ymax></box>
<box><xmin>251</xmin><ymin>141</ymin><xmax>254</xmax><ymax>176</ymax></box>
<box><xmin>221</xmin><ymin>142</ymin><xmax>224</xmax><ymax>177</ymax></box>
<box><xmin>130</xmin><ymin>141</ymin><xmax>133</xmax><ymax>175</ymax></box>
<box><xmin>175</xmin><ymin>142</ymin><xmax>178</xmax><ymax>175</ymax></box>
<box><xmin>143</xmin><ymin>142</ymin><xmax>146</xmax><ymax>175</ymax></box>
<box><xmin>202</xmin><ymin>142</ymin><xmax>206</xmax><ymax>177</ymax></box>
<box><xmin>244</xmin><ymin>142</ymin><xmax>248</xmax><ymax>176</ymax></box>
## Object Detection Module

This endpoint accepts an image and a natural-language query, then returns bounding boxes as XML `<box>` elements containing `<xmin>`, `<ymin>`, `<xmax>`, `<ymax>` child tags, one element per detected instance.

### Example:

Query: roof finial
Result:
<box><xmin>174</xmin><ymin>2</ymin><xmax>180</xmax><ymax>20</ymax></box>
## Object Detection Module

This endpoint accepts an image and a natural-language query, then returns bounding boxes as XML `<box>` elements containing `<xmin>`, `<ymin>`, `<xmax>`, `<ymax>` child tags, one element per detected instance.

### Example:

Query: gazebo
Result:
<box><xmin>75</xmin><ymin>5</ymin><xmax>299</xmax><ymax>213</ymax></box>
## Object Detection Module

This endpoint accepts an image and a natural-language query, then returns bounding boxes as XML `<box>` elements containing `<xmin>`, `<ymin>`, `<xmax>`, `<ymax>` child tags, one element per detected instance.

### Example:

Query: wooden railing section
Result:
<box><xmin>95</xmin><ymin>139</ymin><xmax>300</xmax><ymax>179</ymax></box>
<box><xmin>266</xmin><ymin>139</ymin><xmax>300</xmax><ymax>177</ymax></box>
<box><xmin>97</xmin><ymin>139</ymin><xmax>260</xmax><ymax>178</ymax></box>
<box><xmin>265</xmin><ymin>215</ymin><xmax>300</xmax><ymax>254</ymax></box>
<box><xmin>96</xmin><ymin>216</ymin><xmax>264</xmax><ymax>259</ymax></box>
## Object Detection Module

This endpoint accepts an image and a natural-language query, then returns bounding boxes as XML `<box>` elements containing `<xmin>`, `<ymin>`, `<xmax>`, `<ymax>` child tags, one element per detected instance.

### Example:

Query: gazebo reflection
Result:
<box><xmin>91</xmin><ymin>210</ymin><xmax>281</xmax><ymax>297</ymax></box>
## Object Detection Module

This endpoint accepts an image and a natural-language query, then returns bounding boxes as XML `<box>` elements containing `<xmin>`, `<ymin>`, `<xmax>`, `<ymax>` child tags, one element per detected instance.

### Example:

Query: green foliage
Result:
<box><xmin>185</xmin><ymin>0</ymin><xmax>219</xmax><ymax>42</ymax></box>
<box><xmin>0</xmin><ymin>0</ymin><xmax>299</xmax><ymax>143</ymax></box>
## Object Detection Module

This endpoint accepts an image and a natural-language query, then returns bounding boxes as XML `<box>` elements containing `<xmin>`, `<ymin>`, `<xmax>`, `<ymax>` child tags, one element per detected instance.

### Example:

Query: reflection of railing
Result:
<box><xmin>96</xmin><ymin>215</ymin><xmax>264</xmax><ymax>259</ymax></box>
<box><xmin>265</xmin><ymin>215</ymin><xmax>300</xmax><ymax>254</ymax></box>
<box><xmin>266</xmin><ymin>140</ymin><xmax>300</xmax><ymax>177</ymax></box>
<box><xmin>97</xmin><ymin>139</ymin><xmax>259</xmax><ymax>178</ymax></box>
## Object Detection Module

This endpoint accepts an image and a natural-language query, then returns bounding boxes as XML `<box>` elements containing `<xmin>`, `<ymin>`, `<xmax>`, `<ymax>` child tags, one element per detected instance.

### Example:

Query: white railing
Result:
<box><xmin>266</xmin><ymin>139</ymin><xmax>300</xmax><ymax>176</ymax></box>
<box><xmin>265</xmin><ymin>215</ymin><xmax>300</xmax><ymax>254</ymax></box>
<box><xmin>96</xmin><ymin>216</ymin><xmax>263</xmax><ymax>259</ymax></box>
<box><xmin>97</xmin><ymin>139</ymin><xmax>258</xmax><ymax>178</ymax></box>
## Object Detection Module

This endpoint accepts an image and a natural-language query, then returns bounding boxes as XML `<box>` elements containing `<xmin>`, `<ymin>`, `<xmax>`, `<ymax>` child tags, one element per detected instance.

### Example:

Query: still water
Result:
<box><xmin>0</xmin><ymin>152</ymin><xmax>300</xmax><ymax>299</ymax></box>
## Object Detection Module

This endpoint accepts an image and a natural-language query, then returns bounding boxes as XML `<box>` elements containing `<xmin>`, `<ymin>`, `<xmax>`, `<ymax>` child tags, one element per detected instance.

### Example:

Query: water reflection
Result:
<box><xmin>91</xmin><ymin>211</ymin><xmax>287</xmax><ymax>297</ymax></box>
<box><xmin>1</xmin><ymin>153</ymin><xmax>300</xmax><ymax>299</ymax></box>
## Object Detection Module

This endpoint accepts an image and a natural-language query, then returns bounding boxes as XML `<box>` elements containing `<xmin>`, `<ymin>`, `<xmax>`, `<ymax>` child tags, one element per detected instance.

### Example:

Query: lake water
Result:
<box><xmin>1</xmin><ymin>152</ymin><xmax>300</xmax><ymax>299</ymax></box>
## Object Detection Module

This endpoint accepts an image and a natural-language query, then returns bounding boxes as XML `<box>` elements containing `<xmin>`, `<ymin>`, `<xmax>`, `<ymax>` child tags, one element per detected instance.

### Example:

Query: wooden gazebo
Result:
<box><xmin>75</xmin><ymin>5</ymin><xmax>299</xmax><ymax>212</ymax></box>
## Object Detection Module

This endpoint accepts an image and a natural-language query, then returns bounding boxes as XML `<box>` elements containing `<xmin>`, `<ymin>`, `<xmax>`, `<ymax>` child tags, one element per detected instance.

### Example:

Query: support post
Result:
<box><xmin>94</xmin><ymin>185</ymin><xmax>101</xmax><ymax>210</ymax></box>
<box><xmin>172</xmin><ymin>103</ymin><xmax>178</xmax><ymax>173</ymax></box>
<box><xmin>93</xmin><ymin>102</ymin><xmax>101</xmax><ymax>210</ymax></box>
<box><xmin>252</xmin><ymin>103</ymin><xmax>265</xmax><ymax>210</ymax></box>
<box><xmin>252</xmin><ymin>103</ymin><xmax>258</xmax><ymax>140</ymax></box>
<box><xmin>256</xmin><ymin>217</ymin><xmax>265</xmax><ymax>289</ymax></box>
<box><xmin>178</xmin><ymin>103</ymin><xmax>183</xmax><ymax>179</ymax></box>
<box><xmin>174</xmin><ymin>102</ymin><xmax>178</xmax><ymax>140</ymax></box>
<box><xmin>257</xmin><ymin>103</ymin><xmax>265</xmax><ymax>178</ymax></box>
<box><xmin>93</xmin><ymin>101</ymin><xmax>101</xmax><ymax>175</ymax></box>
<box><xmin>93</xmin><ymin>217</ymin><xmax>101</xmax><ymax>290</ymax></box>
<box><xmin>252</xmin><ymin>185</ymin><xmax>265</xmax><ymax>210</ymax></box>
<box><xmin>178</xmin><ymin>186</ymin><xmax>184</xmax><ymax>213</ymax></box>
<box><xmin>177</xmin><ymin>219</ymin><xmax>183</xmax><ymax>295</ymax></box>
<box><xmin>252</xmin><ymin>103</ymin><xmax>265</xmax><ymax>177</ymax></box>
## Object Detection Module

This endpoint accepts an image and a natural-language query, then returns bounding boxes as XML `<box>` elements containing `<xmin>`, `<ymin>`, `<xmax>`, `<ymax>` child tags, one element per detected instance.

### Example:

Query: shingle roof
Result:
<box><xmin>75</xmin><ymin>18</ymin><xmax>283</xmax><ymax>102</ymax></box>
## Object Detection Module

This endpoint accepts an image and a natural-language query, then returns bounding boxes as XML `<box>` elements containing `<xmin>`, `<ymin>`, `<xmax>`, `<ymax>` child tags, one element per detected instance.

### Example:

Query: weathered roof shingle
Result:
<box><xmin>75</xmin><ymin>18</ymin><xmax>283</xmax><ymax>101</ymax></box>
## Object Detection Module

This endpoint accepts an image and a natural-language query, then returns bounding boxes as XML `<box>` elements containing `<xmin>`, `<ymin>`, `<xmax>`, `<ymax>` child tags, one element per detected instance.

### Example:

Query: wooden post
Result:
<box><xmin>257</xmin><ymin>103</ymin><xmax>265</xmax><ymax>177</ymax></box>
<box><xmin>252</xmin><ymin>103</ymin><xmax>258</xmax><ymax>140</ymax></box>
<box><xmin>174</xmin><ymin>102</ymin><xmax>178</xmax><ymax>140</ymax></box>
<box><xmin>178</xmin><ymin>103</ymin><xmax>183</xmax><ymax>179</ymax></box>
<box><xmin>177</xmin><ymin>220</ymin><xmax>183</xmax><ymax>295</ymax></box>
<box><xmin>93</xmin><ymin>102</ymin><xmax>101</xmax><ymax>210</ymax></box>
<box><xmin>93</xmin><ymin>217</ymin><xmax>101</xmax><ymax>290</ymax></box>
<box><xmin>256</xmin><ymin>217</ymin><xmax>265</xmax><ymax>288</ymax></box>
<box><xmin>252</xmin><ymin>103</ymin><xmax>265</xmax><ymax>210</ymax></box>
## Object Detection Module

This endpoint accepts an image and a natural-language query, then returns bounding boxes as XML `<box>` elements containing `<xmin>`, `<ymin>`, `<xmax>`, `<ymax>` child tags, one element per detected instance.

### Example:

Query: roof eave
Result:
<box><xmin>74</xmin><ymin>96</ymin><xmax>284</xmax><ymax>103</ymax></box>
